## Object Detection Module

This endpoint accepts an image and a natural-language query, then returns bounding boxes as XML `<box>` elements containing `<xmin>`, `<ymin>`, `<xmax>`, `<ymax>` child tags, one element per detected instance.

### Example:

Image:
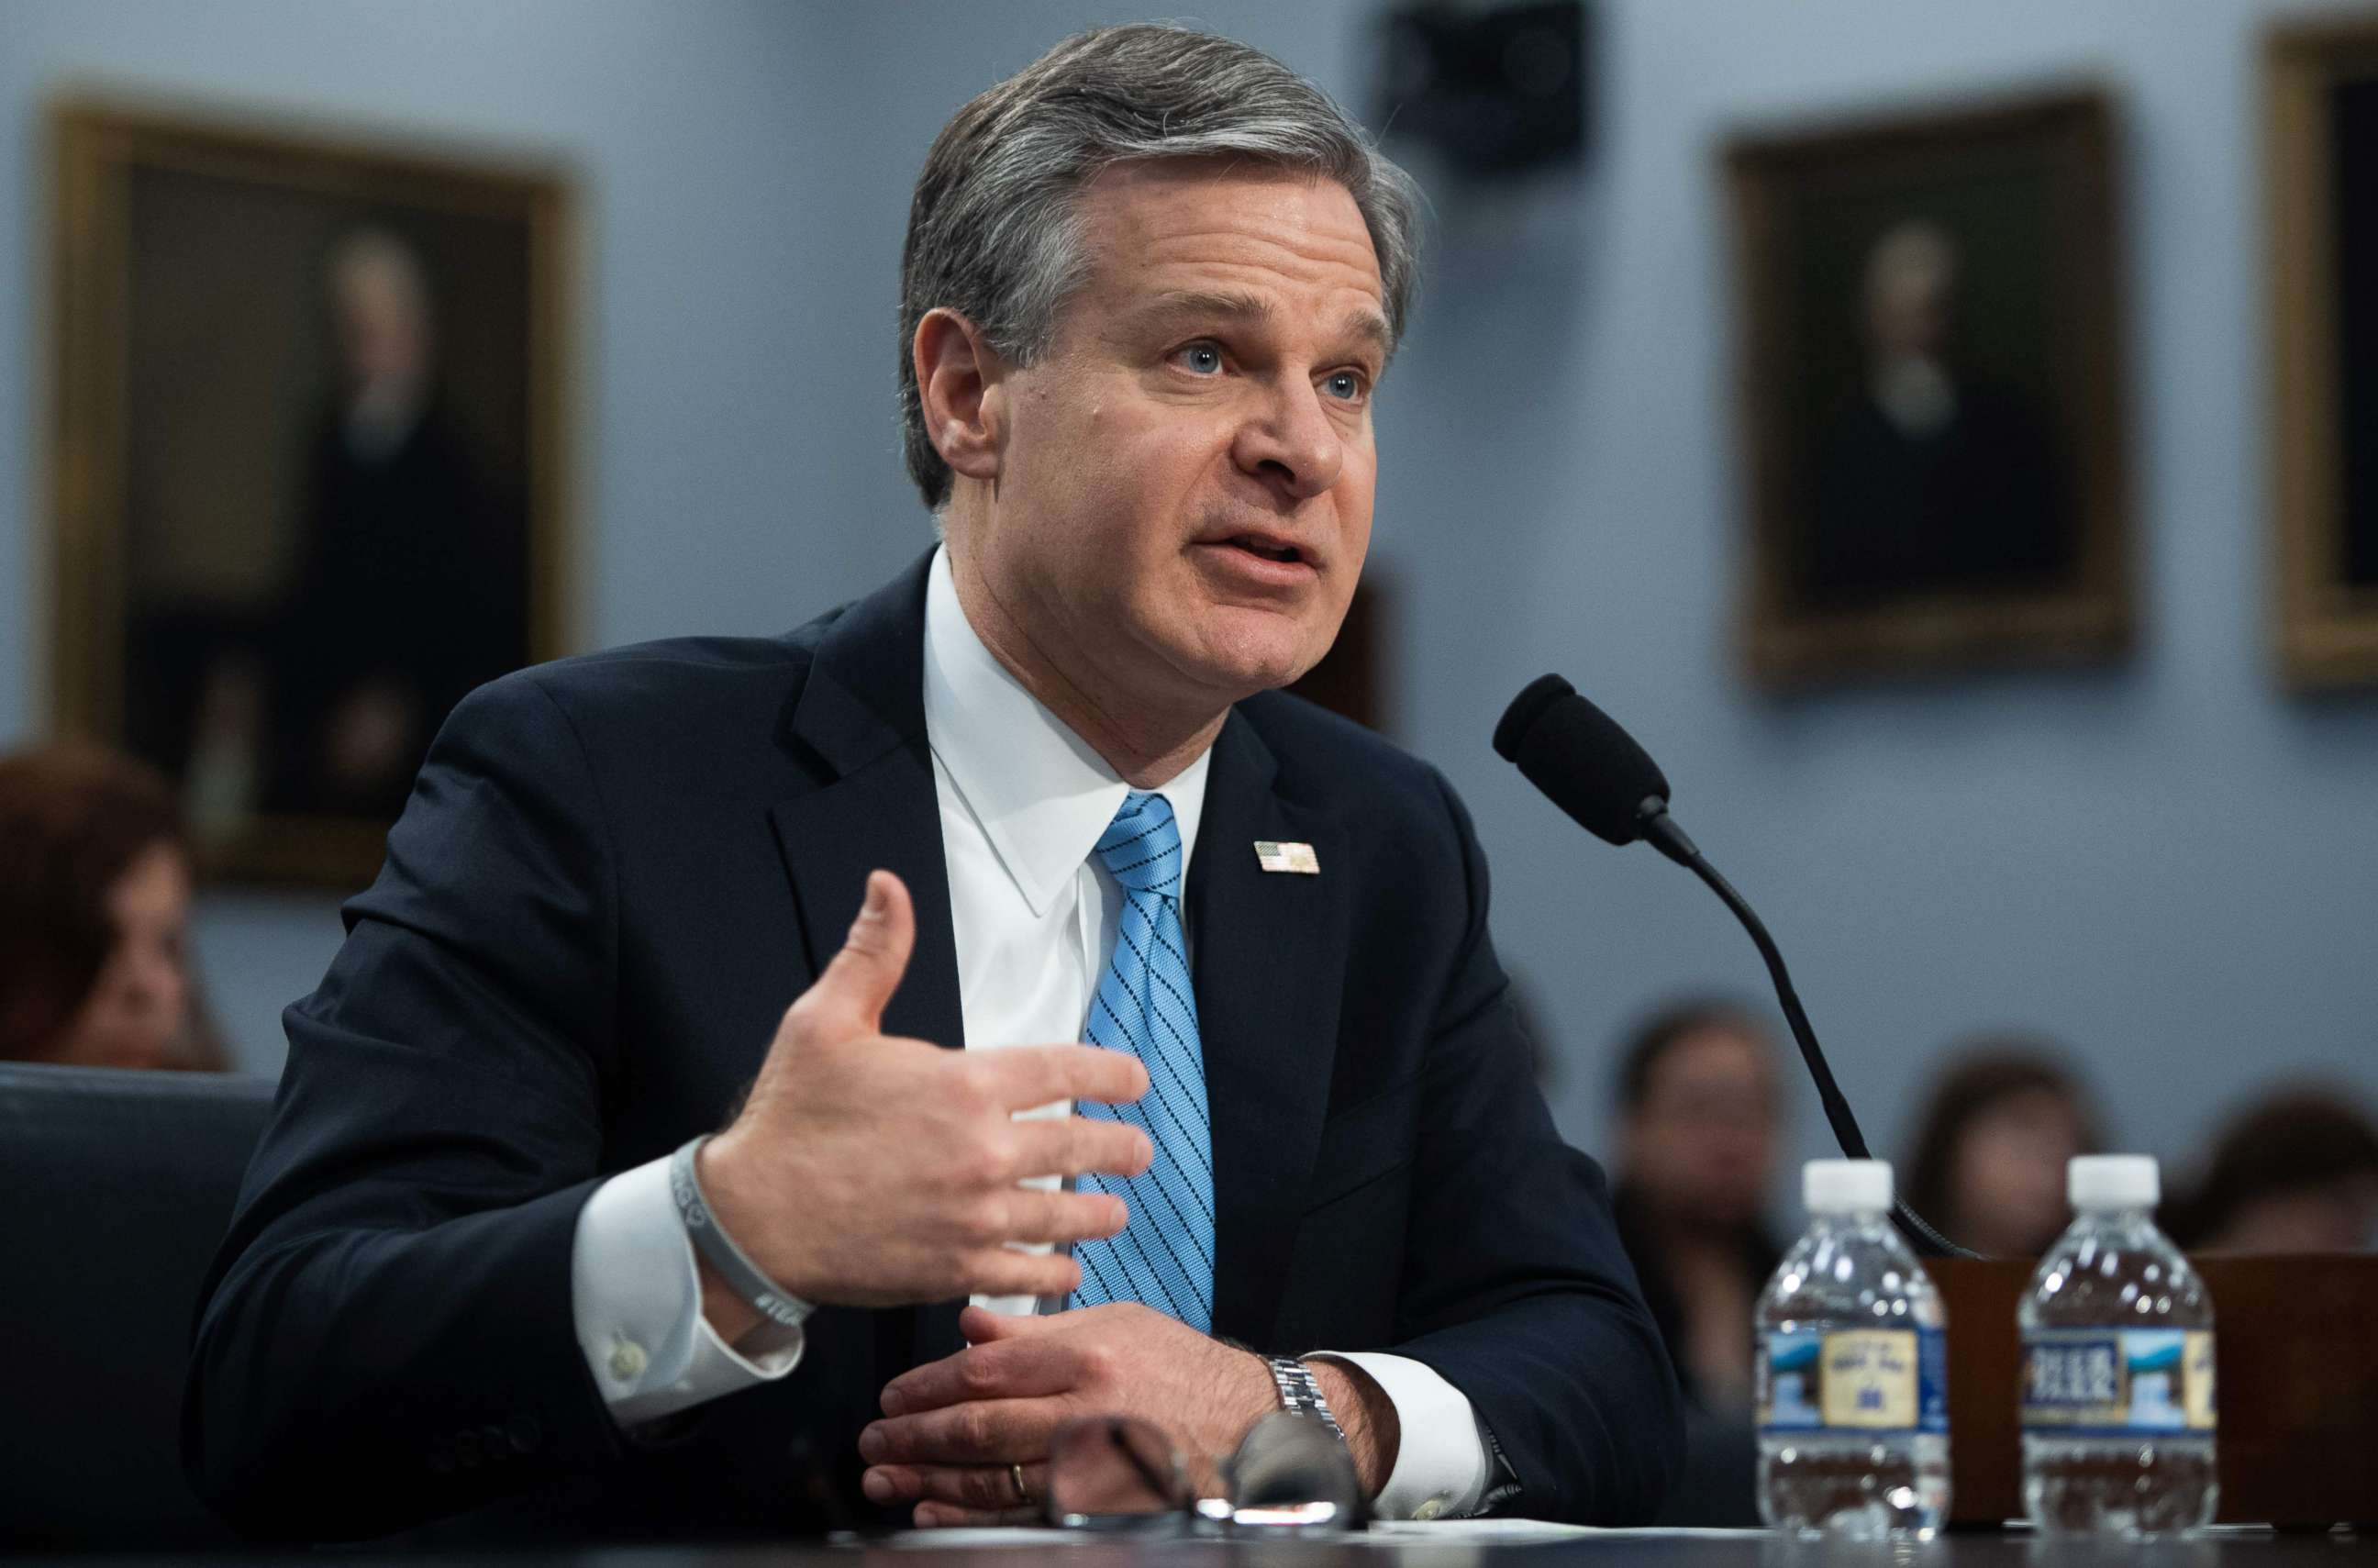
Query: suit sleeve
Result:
<box><xmin>183</xmin><ymin>671</ymin><xmax>628</xmax><ymax>1541</ymax></box>
<box><xmin>1382</xmin><ymin>773</ymin><xmax>1685</xmax><ymax>1525</ymax></box>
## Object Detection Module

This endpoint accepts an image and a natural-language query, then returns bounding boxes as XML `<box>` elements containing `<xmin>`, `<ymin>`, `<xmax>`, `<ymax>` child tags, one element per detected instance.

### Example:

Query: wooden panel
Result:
<box><xmin>1928</xmin><ymin>1255</ymin><xmax>2378</xmax><ymax>1528</ymax></box>
<box><xmin>1928</xmin><ymin>1259</ymin><xmax>2028</xmax><ymax>1526</ymax></box>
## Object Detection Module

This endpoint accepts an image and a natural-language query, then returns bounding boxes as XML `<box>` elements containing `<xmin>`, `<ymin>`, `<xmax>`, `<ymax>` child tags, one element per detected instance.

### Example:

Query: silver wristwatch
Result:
<box><xmin>1265</xmin><ymin>1355</ymin><xmax>1345</xmax><ymax>1441</ymax></box>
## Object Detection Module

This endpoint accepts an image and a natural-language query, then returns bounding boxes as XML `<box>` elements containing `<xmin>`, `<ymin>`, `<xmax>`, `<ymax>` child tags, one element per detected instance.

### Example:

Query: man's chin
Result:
<box><xmin>1191</xmin><ymin>649</ymin><xmax>1322</xmax><ymax>703</ymax></box>
<box><xmin>1177</xmin><ymin>609</ymin><xmax>1334</xmax><ymax>698</ymax></box>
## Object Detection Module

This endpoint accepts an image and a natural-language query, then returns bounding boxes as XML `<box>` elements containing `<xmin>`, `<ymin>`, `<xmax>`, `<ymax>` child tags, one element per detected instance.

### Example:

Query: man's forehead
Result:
<box><xmin>1072</xmin><ymin>161</ymin><xmax>1385</xmax><ymax>317</ymax></box>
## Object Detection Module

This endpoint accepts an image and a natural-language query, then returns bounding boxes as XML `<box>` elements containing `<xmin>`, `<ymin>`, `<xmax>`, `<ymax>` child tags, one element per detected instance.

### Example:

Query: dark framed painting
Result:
<box><xmin>45</xmin><ymin>99</ymin><xmax>576</xmax><ymax>887</ymax></box>
<box><xmin>2268</xmin><ymin>18</ymin><xmax>2378</xmax><ymax>689</ymax></box>
<box><xmin>1724</xmin><ymin>90</ymin><xmax>2131</xmax><ymax>687</ymax></box>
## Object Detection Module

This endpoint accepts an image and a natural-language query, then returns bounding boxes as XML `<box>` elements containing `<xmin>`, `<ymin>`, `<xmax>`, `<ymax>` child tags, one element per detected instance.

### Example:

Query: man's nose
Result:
<box><xmin>1233</xmin><ymin>376</ymin><xmax>1343</xmax><ymax>502</ymax></box>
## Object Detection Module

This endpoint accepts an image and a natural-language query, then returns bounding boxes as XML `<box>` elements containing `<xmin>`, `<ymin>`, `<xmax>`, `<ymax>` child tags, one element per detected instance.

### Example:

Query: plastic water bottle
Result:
<box><xmin>1755</xmin><ymin>1159</ymin><xmax>1950</xmax><ymax>1538</ymax></box>
<box><xmin>2021</xmin><ymin>1154</ymin><xmax>2217</xmax><ymax>1536</ymax></box>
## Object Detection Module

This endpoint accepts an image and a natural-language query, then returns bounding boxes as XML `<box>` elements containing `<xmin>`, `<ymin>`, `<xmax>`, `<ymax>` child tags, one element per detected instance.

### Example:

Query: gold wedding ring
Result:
<box><xmin>1010</xmin><ymin>1462</ymin><xmax>1031</xmax><ymax>1505</ymax></box>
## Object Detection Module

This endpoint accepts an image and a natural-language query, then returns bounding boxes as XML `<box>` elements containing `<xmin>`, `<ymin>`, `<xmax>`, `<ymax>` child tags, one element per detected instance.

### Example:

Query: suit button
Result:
<box><xmin>507</xmin><ymin>1415</ymin><xmax>543</xmax><ymax>1454</ymax></box>
<box><xmin>608</xmin><ymin>1339</ymin><xmax>650</xmax><ymax>1380</ymax></box>
<box><xmin>1413</xmin><ymin>1498</ymin><xmax>1446</xmax><ymax>1521</ymax></box>
<box><xmin>454</xmin><ymin>1430</ymin><xmax>483</xmax><ymax>1468</ymax></box>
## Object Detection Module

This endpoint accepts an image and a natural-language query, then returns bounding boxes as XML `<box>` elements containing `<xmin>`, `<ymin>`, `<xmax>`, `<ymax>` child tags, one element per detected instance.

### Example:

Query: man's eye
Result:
<box><xmin>1174</xmin><ymin>343</ymin><xmax>1224</xmax><ymax>375</ymax></box>
<box><xmin>1323</xmin><ymin>371</ymin><xmax>1368</xmax><ymax>402</ymax></box>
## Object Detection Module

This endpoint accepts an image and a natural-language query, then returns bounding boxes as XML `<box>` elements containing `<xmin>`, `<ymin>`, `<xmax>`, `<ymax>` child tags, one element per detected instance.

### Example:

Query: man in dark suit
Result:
<box><xmin>185</xmin><ymin>24</ymin><xmax>1680</xmax><ymax>1542</ymax></box>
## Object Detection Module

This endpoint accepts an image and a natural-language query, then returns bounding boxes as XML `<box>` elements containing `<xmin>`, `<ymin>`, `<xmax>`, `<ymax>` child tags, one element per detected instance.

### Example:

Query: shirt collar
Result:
<box><xmin>920</xmin><ymin>546</ymin><xmax>1211</xmax><ymax>918</ymax></box>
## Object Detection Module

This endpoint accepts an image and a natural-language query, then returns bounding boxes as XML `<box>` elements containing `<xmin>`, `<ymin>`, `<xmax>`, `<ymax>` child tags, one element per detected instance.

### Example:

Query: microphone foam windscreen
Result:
<box><xmin>1493</xmin><ymin>673</ymin><xmax>1672</xmax><ymax>847</ymax></box>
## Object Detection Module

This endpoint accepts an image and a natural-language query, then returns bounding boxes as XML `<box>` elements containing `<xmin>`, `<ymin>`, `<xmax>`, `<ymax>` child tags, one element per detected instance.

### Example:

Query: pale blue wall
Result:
<box><xmin>1381</xmin><ymin>0</ymin><xmax>2378</xmax><ymax>1184</ymax></box>
<box><xmin>5</xmin><ymin>1</ymin><xmax>2373</xmax><ymax>1199</ymax></box>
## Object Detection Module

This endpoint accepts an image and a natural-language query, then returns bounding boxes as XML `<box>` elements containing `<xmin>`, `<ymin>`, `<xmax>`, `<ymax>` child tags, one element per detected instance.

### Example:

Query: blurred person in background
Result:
<box><xmin>1610</xmin><ymin>998</ymin><xmax>1784</xmax><ymax>1414</ymax></box>
<box><xmin>0</xmin><ymin>742</ymin><xmax>224</xmax><ymax>1072</ymax></box>
<box><xmin>1902</xmin><ymin>1042</ymin><xmax>2103</xmax><ymax>1259</ymax></box>
<box><xmin>2172</xmin><ymin>1086</ymin><xmax>2378</xmax><ymax>1254</ymax></box>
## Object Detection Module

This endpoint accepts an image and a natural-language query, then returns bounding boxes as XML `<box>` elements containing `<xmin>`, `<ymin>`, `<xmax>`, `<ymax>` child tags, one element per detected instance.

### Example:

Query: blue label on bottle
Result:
<box><xmin>1918</xmin><ymin>1323</ymin><xmax>1948</xmax><ymax>1435</ymax></box>
<box><xmin>2021</xmin><ymin>1329</ymin><xmax>2216</xmax><ymax>1438</ymax></box>
<box><xmin>1757</xmin><ymin>1330</ymin><xmax>1825</xmax><ymax>1431</ymax></box>
<box><xmin>1758</xmin><ymin>1326</ymin><xmax>1947</xmax><ymax>1436</ymax></box>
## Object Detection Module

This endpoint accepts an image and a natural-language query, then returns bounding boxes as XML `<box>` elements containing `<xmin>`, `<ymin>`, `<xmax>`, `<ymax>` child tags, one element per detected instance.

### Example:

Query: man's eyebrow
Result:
<box><xmin>1339</xmin><ymin>307</ymin><xmax>1394</xmax><ymax>360</ymax></box>
<box><xmin>1130</xmin><ymin>289</ymin><xmax>1277</xmax><ymax>328</ymax></box>
<box><xmin>1129</xmin><ymin>290</ymin><xmax>1395</xmax><ymax>361</ymax></box>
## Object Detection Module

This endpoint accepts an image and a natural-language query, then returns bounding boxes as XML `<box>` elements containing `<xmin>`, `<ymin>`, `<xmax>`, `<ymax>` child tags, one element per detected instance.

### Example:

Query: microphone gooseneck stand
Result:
<box><xmin>1639</xmin><ymin>803</ymin><xmax>1979</xmax><ymax>1262</ymax></box>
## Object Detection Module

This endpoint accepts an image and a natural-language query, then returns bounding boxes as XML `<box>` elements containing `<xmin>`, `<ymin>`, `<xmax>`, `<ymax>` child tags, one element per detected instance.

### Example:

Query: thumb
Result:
<box><xmin>806</xmin><ymin>870</ymin><xmax>915</xmax><ymax>1035</ymax></box>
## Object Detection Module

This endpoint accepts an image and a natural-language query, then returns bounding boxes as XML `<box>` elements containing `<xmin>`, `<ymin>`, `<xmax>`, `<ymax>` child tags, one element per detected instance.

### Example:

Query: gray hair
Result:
<box><xmin>898</xmin><ymin>23</ymin><xmax>1422</xmax><ymax>510</ymax></box>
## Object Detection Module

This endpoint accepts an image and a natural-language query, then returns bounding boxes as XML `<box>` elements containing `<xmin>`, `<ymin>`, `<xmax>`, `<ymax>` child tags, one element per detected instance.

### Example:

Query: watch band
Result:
<box><xmin>1265</xmin><ymin>1355</ymin><xmax>1345</xmax><ymax>1441</ymax></box>
<box><xmin>668</xmin><ymin>1135</ymin><xmax>813</xmax><ymax>1331</ymax></box>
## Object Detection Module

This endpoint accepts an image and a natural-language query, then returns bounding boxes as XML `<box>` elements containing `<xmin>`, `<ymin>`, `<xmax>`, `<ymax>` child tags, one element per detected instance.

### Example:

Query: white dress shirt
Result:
<box><xmin>568</xmin><ymin>547</ymin><xmax>1490</xmax><ymax>1518</ymax></box>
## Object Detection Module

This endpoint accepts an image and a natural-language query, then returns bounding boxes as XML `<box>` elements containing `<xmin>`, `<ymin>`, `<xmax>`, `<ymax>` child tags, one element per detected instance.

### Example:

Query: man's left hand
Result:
<box><xmin>859</xmin><ymin>1303</ymin><xmax>1394</xmax><ymax>1528</ymax></box>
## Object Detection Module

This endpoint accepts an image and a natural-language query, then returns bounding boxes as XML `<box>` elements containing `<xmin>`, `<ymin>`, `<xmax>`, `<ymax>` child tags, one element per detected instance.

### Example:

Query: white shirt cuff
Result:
<box><xmin>570</xmin><ymin>1154</ymin><xmax>805</xmax><ymax>1428</ymax></box>
<box><xmin>1311</xmin><ymin>1351</ymin><xmax>1491</xmax><ymax>1521</ymax></box>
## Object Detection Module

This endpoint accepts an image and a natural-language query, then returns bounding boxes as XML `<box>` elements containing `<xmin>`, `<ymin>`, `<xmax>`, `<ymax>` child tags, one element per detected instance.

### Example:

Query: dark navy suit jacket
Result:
<box><xmin>184</xmin><ymin>556</ymin><xmax>1681</xmax><ymax>1542</ymax></box>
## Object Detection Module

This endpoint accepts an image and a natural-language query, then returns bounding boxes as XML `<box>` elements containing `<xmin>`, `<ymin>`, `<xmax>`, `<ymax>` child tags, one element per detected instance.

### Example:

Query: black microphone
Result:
<box><xmin>1495</xmin><ymin>673</ymin><xmax>1976</xmax><ymax>1262</ymax></box>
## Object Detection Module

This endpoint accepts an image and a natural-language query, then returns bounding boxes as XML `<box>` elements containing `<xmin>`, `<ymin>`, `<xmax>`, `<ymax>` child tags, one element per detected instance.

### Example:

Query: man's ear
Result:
<box><xmin>913</xmin><ymin>308</ymin><xmax>1005</xmax><ymax>485</ymax></box>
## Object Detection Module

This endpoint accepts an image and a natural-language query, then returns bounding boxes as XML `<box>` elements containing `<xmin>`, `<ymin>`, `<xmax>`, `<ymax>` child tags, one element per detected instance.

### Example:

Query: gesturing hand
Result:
<box><xmin>695</xmin><ymin>871</ymin><xmax>1153</xmax><ymax>1336</ymax></box>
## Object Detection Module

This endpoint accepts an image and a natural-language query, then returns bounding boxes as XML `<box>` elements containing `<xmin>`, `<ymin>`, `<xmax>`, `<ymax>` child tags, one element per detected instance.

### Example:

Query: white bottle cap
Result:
<box><xmin>1804</xmin><ymin>1158</ymin><xmax>1893</xmax><ymax>1214</ymax></box>
<box><xmin>2069</xmin><ymin>1153</ymin><xmax>2160</xmax><ymax>1210</ymax></box>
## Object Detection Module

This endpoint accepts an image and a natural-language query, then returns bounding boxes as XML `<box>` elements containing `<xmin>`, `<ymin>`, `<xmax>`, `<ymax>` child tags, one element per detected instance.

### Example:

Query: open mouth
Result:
<box><xmin>1222</xmin><ymin>535</ymin><xmax>1307</xmax><ymax>566</ymax></box>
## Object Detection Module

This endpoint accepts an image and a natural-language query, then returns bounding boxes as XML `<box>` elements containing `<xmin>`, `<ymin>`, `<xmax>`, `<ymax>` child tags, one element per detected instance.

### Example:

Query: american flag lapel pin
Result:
<box><xmin>1253</xmin><ymin>840</ymin><xmax>1320</xmax><ymax>874</ymax></box>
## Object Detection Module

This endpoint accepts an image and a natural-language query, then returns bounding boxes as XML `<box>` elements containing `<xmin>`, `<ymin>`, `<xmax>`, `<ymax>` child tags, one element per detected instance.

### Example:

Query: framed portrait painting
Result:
<box><xmin>45</xmin><ymin>99</ymin><xmax>575</xmax><ymax>887</ymax></box>
<box><xmin>1724</xmin><ymin>90</ymin><xmax>2131</xmax><ymax>687</ymax></box>
<box><xmin>2268</xmin><ymin>17</ymin><xmax>2378</xmax><ymax>689</ymax></box>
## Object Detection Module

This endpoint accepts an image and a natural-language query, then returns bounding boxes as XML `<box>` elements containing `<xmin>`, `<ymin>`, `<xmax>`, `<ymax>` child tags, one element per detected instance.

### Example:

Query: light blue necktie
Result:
<box><xmin>1067</xmin><ymin>791</ymin><xmax>1215</xmax><ymax>1331</ymax></box>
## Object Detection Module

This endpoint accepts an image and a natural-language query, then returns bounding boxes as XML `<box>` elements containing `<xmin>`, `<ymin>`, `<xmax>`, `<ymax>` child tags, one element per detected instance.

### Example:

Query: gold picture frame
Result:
<box><xmin>2267</xmin><ymin>17</ymin><xmax>2378</xmax><ymax>689</ymax></box>
<box><xmin>44</xmin><ymin>97</ymin><xmax>576</xmax><ymax>887</ymax></box>
<box><xmin>1724</xmin><ymin>90</ymin><xmax>2131</xmax><ymax>687</ymax></box>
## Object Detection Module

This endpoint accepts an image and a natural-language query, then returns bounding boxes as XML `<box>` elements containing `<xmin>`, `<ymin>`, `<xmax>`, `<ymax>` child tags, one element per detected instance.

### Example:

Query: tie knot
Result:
<box><xmin>1095</xmin><ymin>791</ymin><xmax>1183</xmax><ymax>896</ymax></box>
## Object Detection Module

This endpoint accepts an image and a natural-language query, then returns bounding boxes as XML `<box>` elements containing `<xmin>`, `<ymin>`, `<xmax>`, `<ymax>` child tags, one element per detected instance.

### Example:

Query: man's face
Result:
<box><xmin>962</xmin><ymin>162</ymin><xmax>1387</xmax><ymax>707</ymax></box>
<box><xmin>334</xmin><ymin>245</ymin><xmax>433</xmax><ymax>402</ymax></box>
<box><xmin>1862</xmin><ymin>225</ymin><xmax>1958</xmax><ymax>361</ymax></box>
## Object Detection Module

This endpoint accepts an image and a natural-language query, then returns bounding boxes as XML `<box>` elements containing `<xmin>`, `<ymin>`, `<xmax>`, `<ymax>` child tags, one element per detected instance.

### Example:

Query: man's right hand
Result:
<box><xmin>695</xmin><ymin>869</ymin><xmax>1150</xmax><ymax>1340</ymax></box>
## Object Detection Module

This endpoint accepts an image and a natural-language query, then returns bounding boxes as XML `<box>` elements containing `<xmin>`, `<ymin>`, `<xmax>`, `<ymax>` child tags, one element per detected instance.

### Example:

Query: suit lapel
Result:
<box><xmin>1189</xmin><ymin>708</ymin><xmax>1349</xmax><ymax>1348</ymax></box>
<box><xmin>766</xmin><ymin>553</ymin><xmax>967</xmax><ymax>1359</ymax></box>
<box><xmin>767</xmin><ymin>556</ymin><xmax>964</xmax><ymax>1054</ymax></box>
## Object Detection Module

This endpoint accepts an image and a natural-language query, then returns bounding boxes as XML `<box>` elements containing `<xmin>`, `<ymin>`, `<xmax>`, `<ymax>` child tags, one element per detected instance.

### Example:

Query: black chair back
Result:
<box><xmin>0</xmin><ymin>1062</ymin><xmax>274</xmax><ymax>1549</ymax></box>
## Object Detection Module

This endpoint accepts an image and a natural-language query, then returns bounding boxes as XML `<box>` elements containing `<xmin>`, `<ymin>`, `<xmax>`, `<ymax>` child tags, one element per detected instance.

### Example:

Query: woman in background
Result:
<box><xmin>0</xmin><ymin>742</ymin><xmax>223</xmax><ymax>1071</ymax></box>
<box><xmin>2172</xmin><ymin>1086</ymin><xmax>2378</xmax><ymax>1253</ymax></box>
<box><xmin>1609</xmin><ymin>997</ymin><xmax>1786</xmax><ymax>1414</ymax></box>
<box><xmin>1608</xmin><ymin>997</ymin><xmax>1786</xmax><ymax>1529</ymax></box>
<box><xmin>1902</xmin><ymin>1043</ymin><xmax>2104</xmax><ymax>1259</ymax></box>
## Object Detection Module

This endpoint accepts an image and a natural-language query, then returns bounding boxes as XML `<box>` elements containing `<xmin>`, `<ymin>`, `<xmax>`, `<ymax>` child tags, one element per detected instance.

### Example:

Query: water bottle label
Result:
<box><xmin>2020</xmin><ymin>1329</ymin><xmax>2216</xmax><ymax>1436</ymax></box>
<box><xmin>1757</xmin><ymin>1327</ymin><xmax>1947</xmax><ymax>1435</ymax></box>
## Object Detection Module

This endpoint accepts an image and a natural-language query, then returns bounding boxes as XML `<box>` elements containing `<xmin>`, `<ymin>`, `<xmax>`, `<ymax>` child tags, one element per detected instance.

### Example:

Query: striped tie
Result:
<box><xmin>1067</xmin><ymin>791</ymin><xmax>1215</xmax><ymax>1331</ymax></box>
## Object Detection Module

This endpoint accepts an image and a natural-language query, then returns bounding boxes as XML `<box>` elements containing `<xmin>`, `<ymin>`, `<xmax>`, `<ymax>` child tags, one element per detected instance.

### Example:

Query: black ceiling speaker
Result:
<box><xmin>1378</xmin><ymin>1</ymin><xmax>1590</xmax><ymax>176</ymax></box>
